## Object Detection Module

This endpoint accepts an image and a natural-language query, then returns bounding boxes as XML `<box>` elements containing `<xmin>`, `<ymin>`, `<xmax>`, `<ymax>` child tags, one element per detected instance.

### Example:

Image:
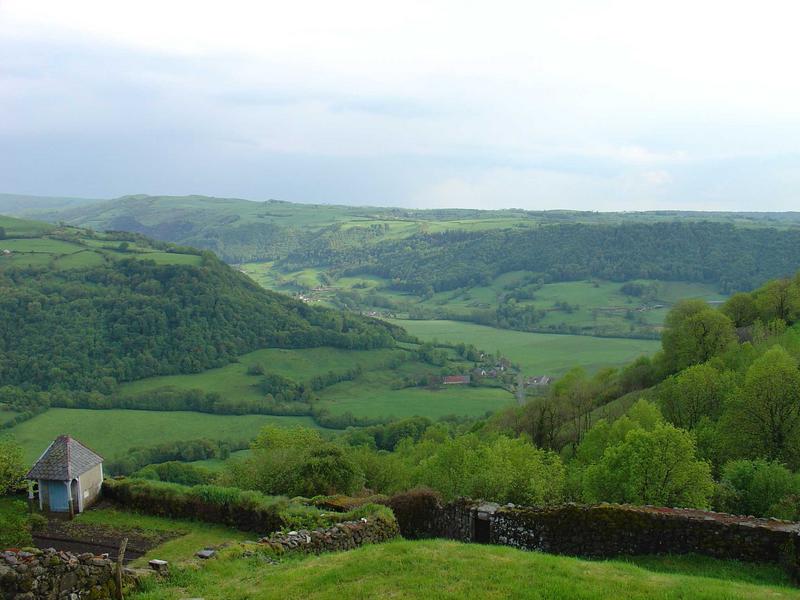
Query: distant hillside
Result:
<box><xmin>0</xmin><ymin>193</ymin><xmax>104</xmax><ymax>215</ymax></box>
<box><xmin>16</xmin><ymin>194</ymin><xmax>800</xmax><ymax>339</ymax></box>
<box><xmin>0</xmin><ymin>215</ymin><xmax>400</xmax><ymax>394</ymax></box>
<box><xmin>314</xmin><ymin>221</ymin><xmax>800</xmax><ymax>294</ymax></box>
<box><xmin>16</xmin><ymin>193</ymin><xmax>800</xmax><ymax>266</ymax></box>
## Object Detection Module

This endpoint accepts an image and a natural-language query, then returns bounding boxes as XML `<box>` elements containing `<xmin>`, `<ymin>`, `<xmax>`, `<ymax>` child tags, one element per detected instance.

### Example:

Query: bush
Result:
<box><xmin>133</xmin><ymin>461</ymin><xmax>216</xmax><ymax>486</ymax></box>
<box><xmin>0</xmin><ymin>500</ymin><xmax>34</xmax><ymax>549</ymax></box>
<box><xmin>716</xmin><ymin>459</ymin><xmax>800</xmax><ymax>517</ymax></box>
<box><xmin>382</xmin><ymin>488</ymin><xmax>442</xmax><ymax>539</ymax></box>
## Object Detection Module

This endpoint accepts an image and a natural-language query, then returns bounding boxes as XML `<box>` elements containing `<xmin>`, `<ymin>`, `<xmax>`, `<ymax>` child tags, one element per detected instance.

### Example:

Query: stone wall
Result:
<box><xmin>1</xmin><ymin>547</ymin><xmax>126</xmax><ymax>600</ymax></box>
<box><xmin>258</xmin><ymin>516</ymin><xmax>399</xmax><ymax>555</ymax></box>
<box><xmin>387</xmin><ymin>490</ymin><xmax>800</xmax><ymax>579</ymax></box>
<box><xmin>491</xmin><ymin>504</ymin><xmax>800</xmax><ymax>570</ymax></box>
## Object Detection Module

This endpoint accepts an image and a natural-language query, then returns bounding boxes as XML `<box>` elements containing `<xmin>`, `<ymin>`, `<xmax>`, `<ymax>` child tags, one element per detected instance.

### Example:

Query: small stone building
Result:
<box><xmin>26</xmin><ymin>435</ymin><xmax>104</xmax><ymax>516</ymax></box>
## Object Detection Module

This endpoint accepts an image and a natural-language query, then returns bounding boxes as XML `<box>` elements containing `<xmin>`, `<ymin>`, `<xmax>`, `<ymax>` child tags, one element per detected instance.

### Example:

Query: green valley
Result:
<box><xmin>394</xmin><ymin>319</ymin><xmax>660</xmax><ymax>376</ymax></box>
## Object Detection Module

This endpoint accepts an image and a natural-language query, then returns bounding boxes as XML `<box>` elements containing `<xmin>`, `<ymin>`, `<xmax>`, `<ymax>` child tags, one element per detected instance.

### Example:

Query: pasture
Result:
<box><xmin>0</xmin><ymin>214</ymin><xmax>55</xmax><ymax>237</ymax></box>
<box><xmin>316</xmin><ymin>366</ymin><xmax>514</xmax><ymax>420</ymax></box>
<box><xmin>8</xmin><ymin>409</ymin><xmax>318</xmax><ymax>464</ymax></box>
<box><xmin>393</xmin><ymin>319</ymin><xmax>660</xmax><ymax>376</ymax></box>
<box><xmin>119</xmin><ymin>347</ymin><xmax>404</xmax><ymax>403</ymax></box>
<box><xmin>0</xmin><ymin>408</ymin><xmax>21</xmax><ymax>425</ymax></box>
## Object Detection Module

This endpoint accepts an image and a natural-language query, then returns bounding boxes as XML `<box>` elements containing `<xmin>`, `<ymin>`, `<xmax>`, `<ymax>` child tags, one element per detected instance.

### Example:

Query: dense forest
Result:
<box><xmin>286</xmin><ymin>222</ymin><xmax>800</xmax><ymax>294</ymax></box>
<box><xmin>0</xmin><ymin>232</ymin><xmax>400</xmax><ymax>398</ymax></box>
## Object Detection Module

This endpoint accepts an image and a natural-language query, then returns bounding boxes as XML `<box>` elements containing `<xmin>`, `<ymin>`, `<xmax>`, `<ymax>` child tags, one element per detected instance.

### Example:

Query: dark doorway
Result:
<box><xmin>70</xmin><ymin>479</ymin><xmax>79</xmax><ymax>512</ymax></box>
<box><xmin>473</xmin><ymin>516</ymin><xmax>490</xmax><ymax>544</ymax></box>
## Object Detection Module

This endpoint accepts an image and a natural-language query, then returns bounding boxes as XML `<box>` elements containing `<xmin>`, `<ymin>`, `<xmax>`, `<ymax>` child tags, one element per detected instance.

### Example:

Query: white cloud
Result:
<box><xmin>2</xmin><ymin>0</ymin><xmax>800</xmax><ymax>208</ymax></box>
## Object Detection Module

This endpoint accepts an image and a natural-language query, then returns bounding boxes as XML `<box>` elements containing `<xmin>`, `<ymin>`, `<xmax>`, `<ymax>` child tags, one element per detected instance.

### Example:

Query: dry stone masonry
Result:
<box><xmin>258</xmin><ymin>517</ymin><xmax>399</xmax><ymax>554</ymax></box>
<box><xmin>0</xmin><ymin>547</ymin><xmax>125</xmax><ymax>600</ymax></box>
<box><xmin>388</xmin><ymin>493</ymin><xmax>800</xmax><ymax>580</ymax></box>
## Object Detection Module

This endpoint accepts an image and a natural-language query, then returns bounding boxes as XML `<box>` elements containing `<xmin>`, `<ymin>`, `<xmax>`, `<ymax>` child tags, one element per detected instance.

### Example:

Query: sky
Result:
<box><xmin>2</xmin><ymin>0</ymin><xmax>800</xmax><ymax>211</ymax></box>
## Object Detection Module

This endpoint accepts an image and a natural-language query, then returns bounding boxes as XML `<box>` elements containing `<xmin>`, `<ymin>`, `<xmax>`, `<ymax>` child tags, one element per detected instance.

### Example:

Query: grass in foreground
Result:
<box><xmin>394</xmin><ymin>319</ymin><xmax>660</xmax><ymax>377</ymax></box>
<box><xmin>130</xmin><ymin>539</ymin><xmax>800</xmax><ymax>600</ymax></box>
<box><xmin>9</xmin><ymin>408</ymin><xmax>319</xmax><ymax>463</ymax></box>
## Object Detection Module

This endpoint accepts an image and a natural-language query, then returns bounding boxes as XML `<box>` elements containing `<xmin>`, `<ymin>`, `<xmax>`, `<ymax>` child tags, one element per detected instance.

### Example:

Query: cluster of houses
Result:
<box><xmin>441</xmin><ymin>370</ymin><xmax>552</xmax><ymax>387</ymax></box>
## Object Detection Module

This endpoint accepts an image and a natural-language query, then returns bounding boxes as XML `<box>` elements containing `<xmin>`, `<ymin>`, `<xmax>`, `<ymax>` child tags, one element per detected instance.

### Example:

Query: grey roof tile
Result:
<box><xmin>26</xmin><ymin>435</ymin><xmax>103</xmax><ymax>481</ymax></box>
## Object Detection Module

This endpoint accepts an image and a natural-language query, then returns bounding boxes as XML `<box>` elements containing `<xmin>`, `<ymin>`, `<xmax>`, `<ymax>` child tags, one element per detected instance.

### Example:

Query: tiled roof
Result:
<box><xmin>26</xmin><ymin>435</ymin><xmax>103</xmax><ymax>481</ymax></box>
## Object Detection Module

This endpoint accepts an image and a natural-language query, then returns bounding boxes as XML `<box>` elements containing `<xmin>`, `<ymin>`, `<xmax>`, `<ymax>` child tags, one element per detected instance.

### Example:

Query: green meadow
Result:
<box><xmin>131</xmin><ymin>539</ymin><xmax>800</xmax><ymax>600</ymax></box>
<box><xmin>119</xmin><ymin>347</ymin><xmax>403</xmax><ymax>403</ymax></box>
<box><xmin>394</xmin><ymin>319</ymin><xmax>660</xmax><ymax>376</ymax></box>
<box><xmin>8</xmin><ymin>409</ymin><xmax>318</xmax><ymax>464</ymax></box>
<box><xmin>119</xmin><ymin>344</ymin><xmax>514</xmax><ymax>422</ymax></box>
<box><xmin>0</xmin><ymin>408</ymin><xmax>20</xmax><ymax>425</ymax></box>
<box><xmin>0</xmin><ymin>214</ymin><xmax>55</xmax><ymax>237</ymax></box>
<box><xmin>316</xmin><ymin>366</ymin><xmax>514</xmax><ymax>420</ymax></box>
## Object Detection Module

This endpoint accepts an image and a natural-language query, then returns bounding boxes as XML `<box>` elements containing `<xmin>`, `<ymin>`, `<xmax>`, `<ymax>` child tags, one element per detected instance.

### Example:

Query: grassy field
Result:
<box><xmin>130</xmin><ymin>539</ymin><xmax>800</xmax><ymax>600</ymax></box>
<box><xmin>120</xmin><ymin>345</ymin><xmax>513</xmax><ymax>423</ymax></box>
<box><xmin>119</xmin><ymin>347</ymin><xmax>403</xmax><ymax>404</ymax></box>
<box><xmin>0</xmin><ymin>214</ymin><xmax>55</xmax><ymax>236</ymax></box>
<box><xmin>191</xmin><ymin>449</ymin><xmax>253</xmax><ymax>470</ymax></box>
<box><xmin>394</xmin><ymin>319</ymin><xmax>660</xmax><ymax>377</ymax></box>
<box><xmin>8</xmin><ymin>409</ymin><xmax>318</xmax><ymax>464</ymax></box>
<box><xmin>317</xmin><ymin>365</ymin><xmax>513</xmax><ymax>420</ymax></box>
<box><xmin>0</xmin><ymin>408</ymin><xmax>20</xmax><ymax>424</ymax></box>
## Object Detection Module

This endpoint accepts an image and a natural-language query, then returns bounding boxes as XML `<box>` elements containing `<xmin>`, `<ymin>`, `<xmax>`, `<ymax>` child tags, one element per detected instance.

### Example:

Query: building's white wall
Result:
<box><xmin>77</xmin><ymin>464</ymin><xmax>104</xmax><ymax>511</ymax></box>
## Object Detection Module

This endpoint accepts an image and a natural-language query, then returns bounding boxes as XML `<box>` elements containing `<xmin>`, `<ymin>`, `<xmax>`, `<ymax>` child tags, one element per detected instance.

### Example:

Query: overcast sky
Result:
<box><xmin>2</xmin><ymin>1</ymin><xmax>800</xmax><ymax>210</ymax></box>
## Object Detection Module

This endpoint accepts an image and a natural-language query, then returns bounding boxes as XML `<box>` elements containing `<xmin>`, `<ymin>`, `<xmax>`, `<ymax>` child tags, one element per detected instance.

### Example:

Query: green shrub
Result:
<box><xmin>133</xmin><ymin>461</ymin><xmax>216</xmax><ymax>486</ymax></box>
<box><xmin>103</xmin><ymin>478</ymin><xmax>287</xmax><ymax>533</ymax></box>
<box><xmin>0</xmin><ymin>499</ymin><xmax>33</xmax><ymax>549</ymax></box>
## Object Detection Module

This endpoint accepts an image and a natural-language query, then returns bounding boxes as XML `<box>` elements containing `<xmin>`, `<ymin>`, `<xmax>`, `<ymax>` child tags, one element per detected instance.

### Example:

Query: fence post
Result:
<box><xmin>115</xmin><ymin>537</ymin><xmax>128</xmax><ymax>600</ymax></box>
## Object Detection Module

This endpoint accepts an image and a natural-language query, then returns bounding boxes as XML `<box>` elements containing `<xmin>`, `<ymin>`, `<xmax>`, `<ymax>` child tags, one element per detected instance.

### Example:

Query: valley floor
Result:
<box><xmin>395</xmin><ymin>319</ymin><xmax>660</xmax><ymax>376</ymax></box>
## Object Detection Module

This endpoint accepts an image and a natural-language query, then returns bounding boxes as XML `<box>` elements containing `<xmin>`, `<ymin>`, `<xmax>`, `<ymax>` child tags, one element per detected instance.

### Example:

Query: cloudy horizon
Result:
<box><xmin>2</xmin><ymin>0</ymin><xmax>800</xmax><ymax>211</ymax></box>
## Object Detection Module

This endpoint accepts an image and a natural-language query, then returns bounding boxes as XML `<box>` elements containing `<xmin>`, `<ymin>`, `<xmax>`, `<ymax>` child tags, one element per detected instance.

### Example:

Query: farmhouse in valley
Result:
<box><xmin>26</xmin><ymin>435</ymin><xmax>104</xmax><ymax>517</ymax></box>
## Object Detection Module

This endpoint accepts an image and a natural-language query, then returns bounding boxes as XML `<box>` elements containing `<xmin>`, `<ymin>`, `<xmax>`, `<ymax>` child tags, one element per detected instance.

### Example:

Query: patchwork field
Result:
<box><xmin>9</xmin><ymin>409</ymin><xmax>318</xmax><ymax>464</ymax></box>
<box><xmin>393</xmin><ymin>319</ymin><xmax>660</xmax><ymax>377</ymax></box>
<box><xmin>0</xmin><ymin>225</ymin><xmax>203</xmax><ymax>271</ymax></box>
